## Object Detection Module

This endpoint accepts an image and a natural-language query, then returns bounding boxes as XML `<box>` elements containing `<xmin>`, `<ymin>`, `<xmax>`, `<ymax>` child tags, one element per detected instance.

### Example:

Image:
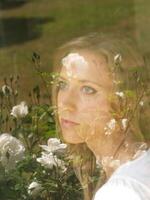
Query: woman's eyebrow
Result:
<box><xmin>59</xmin><ymin>76</ymin><xmax>101</xmax><ymax>88</ymax></box>
<box><xmin>79</xmin><ymin>79</ymin><xmax>102</xmax><ymax>87</ymax></box>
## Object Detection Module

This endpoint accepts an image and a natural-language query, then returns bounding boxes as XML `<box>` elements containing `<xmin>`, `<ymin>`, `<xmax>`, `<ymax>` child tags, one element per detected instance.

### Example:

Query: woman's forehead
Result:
<box><xmin>61</xmin><ymin>50</ymin><xmax>107</xmax><ymax>70</ymax></box>
<box><xmin>60</xmin><ymin>51</ymin><xmax>112</xmax><ymax>87</ymax></box>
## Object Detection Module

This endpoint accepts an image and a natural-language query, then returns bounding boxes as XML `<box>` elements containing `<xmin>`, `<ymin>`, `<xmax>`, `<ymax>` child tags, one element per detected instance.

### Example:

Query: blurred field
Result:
<box><xmin>0</xmin><ymin>0</ymin><xmax>149</xmax><ymax>99</ymax></box>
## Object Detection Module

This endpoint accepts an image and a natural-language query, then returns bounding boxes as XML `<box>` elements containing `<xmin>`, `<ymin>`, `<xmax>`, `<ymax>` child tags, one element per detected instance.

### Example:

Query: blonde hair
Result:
<box><xmin>52</xmin><ymin>32</ymin><xmax>150</xmax><ymax>200</ymax></box>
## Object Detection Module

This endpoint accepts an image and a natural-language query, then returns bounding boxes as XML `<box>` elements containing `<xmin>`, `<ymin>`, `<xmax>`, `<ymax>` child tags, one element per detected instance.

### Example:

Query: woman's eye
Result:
<box><xmin>57</xmin><ymin>81</ymin><xmax>68</xmax><ymax>90</ymax></box>
<box><xmin>81</xmin><ymin>86</ymin><xmax>97</xmax><ymax>94</ymax></box>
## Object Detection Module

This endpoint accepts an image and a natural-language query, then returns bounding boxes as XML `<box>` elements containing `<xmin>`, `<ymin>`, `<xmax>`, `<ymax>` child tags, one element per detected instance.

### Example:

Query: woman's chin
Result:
<box><xmin>62</xmin><ymin>131</ymin><xmax>85</xmax><ymax>144</ymax></box>
<box><xmin>64</xmin><ymin>137</ymin><xmax>85</xmax><ymax>144</ymax></box>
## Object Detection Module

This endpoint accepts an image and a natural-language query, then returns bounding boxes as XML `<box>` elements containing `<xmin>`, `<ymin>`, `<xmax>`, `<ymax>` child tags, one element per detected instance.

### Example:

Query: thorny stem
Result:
<box><xmin>29</xmin><ymin>93</ymin><xmax>34</xmax><ymax>105</ymax></box>
<box><xmin>32</xmin><ymin>92</ymin><xmax>37</xmax><ymax>105</ymax></box>
<box><xmin>113</xmin><ymin>88</ymin><xmax>145</xmax><ymax>158</ymax></box>
<box><xmin>20</xmin><ymin>119</ymin><xmax>31</xmax><ymax>151</ymax></box>
<box><xmin>34</xmin><ymin>59</ymin><xmax>52</xmax><ymax>105</ymax></box>
<box><xmin>35</xmin><ymin>112</ymin><xmax>39</xmax><ymax>136</ymax></box>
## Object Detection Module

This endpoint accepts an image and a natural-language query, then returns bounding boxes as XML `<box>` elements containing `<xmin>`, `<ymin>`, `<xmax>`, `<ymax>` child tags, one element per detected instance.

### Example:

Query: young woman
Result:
<box><xmin>52</xmin><ymin>33</ymin><xmax>150</xmax><ymax>200</ymax></box>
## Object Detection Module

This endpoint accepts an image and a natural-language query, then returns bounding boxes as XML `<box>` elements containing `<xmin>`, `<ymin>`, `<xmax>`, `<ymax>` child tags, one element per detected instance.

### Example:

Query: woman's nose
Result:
<box><xmin>59</xmin><ymin>89</ymin><xmax>78</xmax><ymax>112</ymax></box>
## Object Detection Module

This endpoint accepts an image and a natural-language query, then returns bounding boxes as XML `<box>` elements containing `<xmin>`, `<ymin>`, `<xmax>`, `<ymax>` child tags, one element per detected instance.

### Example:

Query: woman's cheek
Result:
<box><xmin>80</xmin><ymin>102</ymin><xmax>109</xmax><ymax>122</ymax></box>
<box><xmin>75</xmin><ymin>118</ymin><xmax>104</xmax><ymax>142</ymax></box>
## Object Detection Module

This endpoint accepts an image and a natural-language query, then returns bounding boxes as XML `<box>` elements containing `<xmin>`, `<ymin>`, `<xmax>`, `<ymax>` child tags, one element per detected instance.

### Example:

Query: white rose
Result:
<box><xmin>62</xmin><ymin>53</ymin><xmax>88</xmax><ymax>78</ymax></box>
<box><xmin>121</xmin><ymin>118</ymin><xmax>128</xmax><ymax>130</ymax></box>
<box><xmin>114</xmin><ymin>53</ymin><xmax>122</xmax><ymax>64</ymax></box>
<box><xmin>39</xmin><ymin>138</ymin><xmax>67</xmax><ymax>153</ymax></box>
<box><xmin>37</xmin><ymin>152</ymin><xmax>66</xmax><ymax>170</ymax></box>
<box><xmin>28</xmin><ymin>181</ymin><xmax>42</xmax><ymax>197</ymax></box>
<box><xmin>0</xmin><ymin>133</ymin><xmax>25</xmax><ymax>170</ymax></box>
<box><xmin>11</xmin><ymin>101</ymin><xmax>28</xmax><ymax>118</ymax></box>
<box><xmin>1</xmin><ymin>85</ymin><xmax>12</xmax><ymax>96</ymax></box>
<box><xmin>62</xmin><ymin>53</ymin><xmax>88</xmax><ymax>68</ymax></box>
<box><xmin>139</xmin><ymin>101</ymin><xmax>144</xmax><ymax>106</ymax></box>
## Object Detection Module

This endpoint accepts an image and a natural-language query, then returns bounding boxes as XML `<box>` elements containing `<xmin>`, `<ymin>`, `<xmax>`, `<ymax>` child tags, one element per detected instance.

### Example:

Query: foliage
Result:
<box><xmin>0</xmin><ymin>53</ymin><xmax>83</xmax><ymax>200</ymax></box>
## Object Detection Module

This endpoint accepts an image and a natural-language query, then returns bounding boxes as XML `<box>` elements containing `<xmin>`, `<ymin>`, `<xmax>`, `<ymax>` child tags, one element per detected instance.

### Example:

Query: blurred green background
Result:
<box><xmin>0</xmin><ymin>0</ymin><xmax>149</xmax><ymax>99</ymax></box>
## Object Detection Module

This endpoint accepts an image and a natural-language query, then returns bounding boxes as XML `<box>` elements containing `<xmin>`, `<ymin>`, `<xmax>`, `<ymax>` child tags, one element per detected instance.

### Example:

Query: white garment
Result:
<box><xmin>94</xmin><ymin>149</ymin><xmax>150</xmax><ymax>200</ymax></box>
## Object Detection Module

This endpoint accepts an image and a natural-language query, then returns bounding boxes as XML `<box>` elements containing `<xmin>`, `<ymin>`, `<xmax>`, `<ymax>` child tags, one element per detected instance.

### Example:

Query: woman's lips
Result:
<box><xmin>61</xmin><ymin>118</ymin><xmax>79</xmax><ymax>128</ymax></box>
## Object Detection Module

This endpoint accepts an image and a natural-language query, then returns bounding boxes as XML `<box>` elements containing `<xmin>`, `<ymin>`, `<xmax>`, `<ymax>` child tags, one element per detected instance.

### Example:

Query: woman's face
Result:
<box><xmin>57</xmin><ymin>51</ymin><xmax>113</xmax><ymax>144</ymax></box>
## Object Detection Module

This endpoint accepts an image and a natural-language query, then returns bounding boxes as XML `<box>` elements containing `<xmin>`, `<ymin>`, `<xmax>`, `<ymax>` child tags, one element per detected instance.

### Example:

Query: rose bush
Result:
<box><xmin>0</xmin><ymin>57</ymin><xmax>83</xmax><ymax>200</ymax></box>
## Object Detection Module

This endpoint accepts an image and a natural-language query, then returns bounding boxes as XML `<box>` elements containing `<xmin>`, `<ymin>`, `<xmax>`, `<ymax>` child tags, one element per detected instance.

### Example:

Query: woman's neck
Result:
<box><xmin>87</xmin><ymin>134</ymin><xmax>147</xmax><ymax>178</ymax></box>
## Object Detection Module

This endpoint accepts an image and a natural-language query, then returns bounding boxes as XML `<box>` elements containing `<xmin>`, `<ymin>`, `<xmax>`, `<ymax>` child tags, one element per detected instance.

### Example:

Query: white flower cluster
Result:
<box><xmin>115</xmin><ymin>91</ymin><xmax>124</xmax><ymax>98</ymax></box>
<box><xmin>0</xmin><ymin>133</ymin><xmax>25</xmax><ymax>170</ymax></box>
<box><xmin>11</xmin><ymin>101</ymin><xmax>28</xmax><ymax>118</ymax></box>
<box><xmin>37</xmin><ymin>152</ymin><xmax>65</xmax><ymax>169</ymax></box>
<box><xmin>104</xmin><ymin>119</ymin><xmax>116</xmax><ymax>135</ymax></box>
<box><xmin>36</xmin><ymin>138</ymin><xmax>67</xmax><ymax>170</ymax></box>
<box><xmin>132</xmin><ymin>142</ymin><xmax>148</xmax><ymax>160</ymax></box>
<box><xmin>28</xmin><ymin>138</ymin><xmax>67</xmax><ymax>197</ymax></box>
<box><xmin>102</xmin><ymin>156</ymin><xmax>120</xmax><ymax>169</ymax></box>
<box><xmin>62</xmin><ymin>53</ymin><xmax>88</xmax><ymax>78</ymax></box>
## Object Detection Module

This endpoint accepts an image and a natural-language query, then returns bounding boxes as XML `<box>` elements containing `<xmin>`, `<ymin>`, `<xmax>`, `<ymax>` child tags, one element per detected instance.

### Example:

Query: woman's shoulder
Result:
<box><xmin>113</xmin><ymin>149</ymin><xmax>150</xmax><ymax>187</ymax></box>
<box><xmin>94</xmin><ymin>179</ymin><xmax>143</xmax><ymax>200</ymax></box>
<box><xmin>94</xmin><ymin>150</ymin><xmax>150</xmax><ymax>200</ymax></box>
<box><xmin>94</xmin><ymin>168</ymin><xmax>150</xmax><ymax>200</ymax></box>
